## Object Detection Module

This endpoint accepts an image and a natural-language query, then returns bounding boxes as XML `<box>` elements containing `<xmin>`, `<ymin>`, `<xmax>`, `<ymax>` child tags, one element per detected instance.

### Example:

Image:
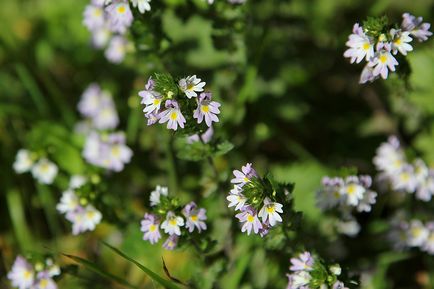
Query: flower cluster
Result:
<box><xmin>374</xmin><ymin>136</ymin><xmax>434</xmax><ymax>201</ymax></box>
<box><xmin>56</xmin><ymin>175</ymin><xmax>103</xmax><ymax>235</ymax></box>
<box><xmin>77</xmin><ymin>83</ymin><xmax>133</xmax><ymax>172</ymax></box>
<box><xmin>138</xmin><ymin>74</ymin><xmax>221</xmax><ymax>131</ymax></box>
<box><xmin>8</xmin><ymin>256</ymin><xmax>61</xmax><ymax>289</ymax></box>
<box><xmin>83</xmin><ymin>0</ymin><xmax>150</xmax><ymax>63</ymax></box>
<box><xmin>286</xmin><ymin>252</ymin><xmax>349</xmax><ymax>289</ymax></box>
<box><xmin>389</xmin><ymin>218</ymin><xmax>434</xmax><ymax>255</ymax></box>
<box><xmin>13</xmin><ymin>149</ymin><xmax>58</xmax><ymax>185</ymax></box>
<box><xmin>316</xmin><ymin>175</ymin><xmax>377</xmax><ymax>213</ymax></box>
<box><xmin>344</xmin><ymin>13</ymin><xmax>432</xmax><ymax>83</ymax></box>
<box><xmin>140</xmin><ymin>185</ymin><xmax>207</xmax><ymax>250</ymax></box>
<box><xmin>227</xmin><ymin>163</ymin><xmax>285</xmax><ymax>236</ymax></box>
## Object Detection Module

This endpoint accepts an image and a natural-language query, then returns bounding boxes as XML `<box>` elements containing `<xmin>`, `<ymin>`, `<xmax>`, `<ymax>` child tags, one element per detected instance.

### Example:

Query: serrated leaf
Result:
<box><xmin>214</xmin><ymin>140</ymin><xmax>234</xmax><ymax>156</ymax></box>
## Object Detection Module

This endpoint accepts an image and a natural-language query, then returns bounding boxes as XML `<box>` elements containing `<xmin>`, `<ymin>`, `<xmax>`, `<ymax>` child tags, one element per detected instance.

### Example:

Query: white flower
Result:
<box><xmin>178</xmin><ymin>75</ymin><xmax>206</xmax><ymax>98</ymax></box>
<box><xmin>131</xmin><ymin>0</ymin><xmax>151</xmax><ymax>13</ymax></box>
<box><xmin>290</xmin><ymin>271</ymin><xmax>311</xmax><ymax>288</ymax></box>
<box><xmin>226</xmin><ymin>185</ymin><xmax>247</xmax><ymax>210</ymax></box>
<box><xmin>336</xmin><ymin>220</ymin><xmax>361</xmax><ymax>237</ymax></box>
<box><xmin>340</xmin><ymin>180</ymin><xmax>365</xmax><ymax>206</ymax></box>
<box><xmin>343</xmin><ymin>23</ymin><xmax>375</xmax><ymax>64</ymax></box>
<box><xmin>69</xmin><ymin>175</ymin><xmax>87</xmax><ymax>189</ymax></box>
<box><xmin>31</xmin><ymin>158</ymin><xmax>58</xmax><ymax>185</ymax></box>
<box><xmin>13</xmin><ymin>149</ymin><xmax>35</xmax><ymax>173</ymax></box>
<box><xmin>258</xmin><ymin>197</ymin><xmax>283</xmax><ymax>226</ymax></box>
<box><xmin>161</xmin><ymin>212</ymin><xmax>184</xmax><ymax>236</ymax></box>
<box><xmin>149</xmin><ymin>185</ymin><xmax>169</xmax><ymax>206</ymax></box>
<box><xmin>373</xmin><ymin>136</ymin><xmax>405</xmax><ymax>176</ymax></box>
<box><xmin>390</xmin><ymin>29</ymin><xmax>413</xmax><ymax>56</ymax></box>
<box><xmin>7</xmin><ymin>256</ymin><xmax>35</xmax><ymax>289</ymax></box>
<box><xmin>34</xmin><ymin>275</ymin><xmax>57</xmax><ymax>289</ymax></box>
<box><xmin>406</xmin><ymin>220</ymin><xmax>429</xmax><ymax>247</ymax></box>
<box><xmin>105</xmin><ymin>36</ymin><xmax>129</xmax><ymax>64</ymax></box>
<box><xmin>369</xmin><ymin>44</ymin><xmax>399</xmax><ymax>79</ymax></box>
<box><xmin>56</xmin><ymin>190</ymin><xmax>80</xmax><ymax>214</ymax></box>
<box><xmin>391</xmin><ymin>164</ymin><xmax>417</xmax><ymax>193</ymax></box>
<box><xmin>235</xmin><ymin>208</ymin><xmax>262</xmax><ymax>235</ymax></box>
<box><xmin>356</xmin><ymin>190</ymin><xmax>377</xmax><ymax>212</ymax></box>
<box><xmin>69</xmin><ymin>205</ymin><xmax>103</xmax><ymax>235</ymax></box>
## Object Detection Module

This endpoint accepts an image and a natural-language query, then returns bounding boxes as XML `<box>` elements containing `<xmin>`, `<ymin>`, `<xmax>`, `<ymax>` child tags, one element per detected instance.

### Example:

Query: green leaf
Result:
<box><xmin>214</xmin><ymin>140</ymin><xmax>234</xmax><ymax>156</ymax></box>
<box><xmin>101</xmin><ymin>241</ymin><xmax>183</xmax><ymax>289</ymax></box>
<box><xmin>63</xmin><ymin>254</ymin><xmax>139</xmax><ymax>289</ymax></box>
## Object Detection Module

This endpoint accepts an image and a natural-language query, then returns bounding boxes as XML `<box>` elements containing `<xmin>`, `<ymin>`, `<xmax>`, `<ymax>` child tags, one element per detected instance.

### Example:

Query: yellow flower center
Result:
<box><xmin>191</xmin><ymin>215</ymin><xmax>198</xmax><ymax>222</ymax></box>
<box><xmin>170</xmin><ymin>112</ymin><xmax>178</xmax><ymax>120</ymax></box>
<box><xmin>117</xmin><ymin>5</ymin><xmax>126</xmax><ymax>14</ymax></box>
<box><xmin>394</xmin><ymin>38</ymin><xmax>402</xmax><ymax>45</ymax></box>
<box><xmin>149</xmin><ymin>224</ymin><xmax>156</xmax><ymax>232</ymax></box>
<box><xmin>346</xmin><ymin>184</ymin><xmax>357</xmax><ymax>195</ymax></box>
<box><xmin>153</xmin><ymin>99</ymin><xmax>161</xmax><ymax>105</ymax></box>
<box><xmin>24</xmin><ymin>271</ymin><xmax>32</xmax><ymax>280</ymax></box>
<box><xmin>187</xmin><ymin>83</ymin><xmax>194</xmax><ymax>90</ymax></box>
<box><xmin>379</xmin><ymin>55</ymin><xmax>388</xmax><ymax>64</ymax></box>
<box><xmin>247</xmin><ymin>214</ymin><xmax>254</xmax><ymax>222</ymax></box>
<box><xmin>169</xmin><ymin>219</ymin><xmax>177</xmax><ymax>226</ymax></box>
<box><xmin>111</xmin><ymin>146</ymin><xmax>121</xmax><ymax>157</ymax></box>
<box><xmin>363</xmin><ymin>42</ymin><xmax>370</xmax><ymax>50</ymax></box>
<box><xmin>86</xmin><ymin>211</ymin><xmax>96</xmax><ymax>219</ymax></box>
<box><xmin>39</xmin><ymin>279</ymin><xmax>48</xmax><ymax>288</ymax></box>
<box><xmin>201</xmin><ymin>105</ymin><xmax>210</xmax><ymax>113</ymax></box>
<box><xmin>400</xmin><ymin>173</ymin><xmax>410</xmax><ymax>182</ymax></box>
<box><xmin>94</xmin><ymin>9</ymin><xmax>102</xmax><ymax>17</ymax></box>
<box><xmin>266</xmin><ymin>206</ymin><xmax>275</xmax><ymax>213</ymax></box>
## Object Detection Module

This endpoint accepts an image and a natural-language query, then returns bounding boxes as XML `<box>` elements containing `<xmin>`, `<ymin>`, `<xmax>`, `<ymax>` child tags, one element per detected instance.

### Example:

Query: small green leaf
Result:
<box><xmin>101</xmin><ymin>241</ymin><xmax>183</xmax><ymax>289</ymax></box>
<box><xmin>214</xmin><ymin>140</ymin><xmax>234</xmax><ymax>156</ymax></box>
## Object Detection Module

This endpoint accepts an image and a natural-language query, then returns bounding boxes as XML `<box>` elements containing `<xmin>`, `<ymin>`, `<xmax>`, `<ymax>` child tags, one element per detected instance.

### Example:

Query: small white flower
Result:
<box><xmin>340</xmin><ymin>181</ymin><xmax>365</xmax><ymax>206</ymax></box>
<box><xmin>69</xmin><ymin>175</ymin><xmax>87</xmax><ymax>189</ymax></box>
<box><xmin>406</xmin><ymin>220</ymin><xmax>429</xmax><ymax>247</ymax></box>
<box><xmin>56</xmin><ymin>190</ymin><xmax>80</xmax><ymax>214</ymax></box>
<box><xmin>336</xmin><ymin>220</ymin><xmax>361</xmax><ymax>237</ymax></box>
<box><xmin>7</xmin><ymin>256</ymin><xmax>35</xmax><ymax>289</ymax></box>
<box><xmin>290</xmin><ymin>271</ymin><xmax>311</xmax><ymax>288</ymax></box>
<box><xmin>178</xmin><ymin>75</ymin><xmax>206</xmax><ymax>98</ymax></box>
<box><xmin>31</xmin><ymin>158</ymin><xmax>58</xmax><ymax>185</ymax></box>
<box><xmin>391</xmin><ymin>164</ymin><xmax>417</xmax><ymax>193</ymax></box>
<box><xmin>258</xmin><ymin>197</ymin><xmax>283</xmax><ymax>226</ymax></box>
<box><xmin>343</xmin><ymin>23</ymin><xmax>375</xmax><ymax>64</ymax></box>
<box><xmin>131</xmin><ymin>0</ymin><xmax>151</xmax><ymax>13</ymax></box>
<box><xmin>161</xmin><ymin>212</ymin><xmax>184</xmax><ymax>236</ymax></box>
<box><xmin>13</xmin><ymin>149</ymin><xmax>35</xmax><ymax>173</ymax></box>
<box><xmin>82</xmin><ymin>205</ymin><xmax>103</xmax><ymax>232</ymax></box>
<box><xmin>390</xmin><ymin>29</ymin><xmax>413</xmax><ymax>55</ymax></box>
<box><xmin>226</xmin><ymin>185</ymin><xmax>247</xmax><ymax>210</ymax></box>
<box><xmin>369</xmin><ymin>44</ymin><xmax>399</xmax><ymax>79</ymax></box>
<box><xmin>149</xmin><ymin>185</ymin><xmax>169</xmax><ymax>206</ymax></box>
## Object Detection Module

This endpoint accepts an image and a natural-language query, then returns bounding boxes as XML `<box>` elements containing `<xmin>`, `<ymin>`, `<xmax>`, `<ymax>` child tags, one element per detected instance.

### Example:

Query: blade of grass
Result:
<box><xmin>102</xmin><ymin>241</ymin><xmax>183</xmax><ymax>289</ymax></box>
<box><xmin>6</xmin><ymin>189</ymin><xmax>33</xmax><ymax>251</ymax></box>
<box><xmin>14</xmin><ymin>63</ymin><xmax>49</xmax><ymax>115</ymax></box>
<box><xmin>63</xmin><ymin>254</ymin><xmax>139</xmax><ymax>289</ymax></box>
<box><xmin>37</xmin><ymin>184</ymin><xmax>61</xmax><ymax>239</ymax></box>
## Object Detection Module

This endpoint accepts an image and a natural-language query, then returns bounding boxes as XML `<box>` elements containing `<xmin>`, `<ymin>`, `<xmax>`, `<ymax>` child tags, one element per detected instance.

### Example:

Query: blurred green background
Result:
<box><xmin>1</xmin><ymin>0</ymin><xmax>434</xmax><ymax>288</ymax></box>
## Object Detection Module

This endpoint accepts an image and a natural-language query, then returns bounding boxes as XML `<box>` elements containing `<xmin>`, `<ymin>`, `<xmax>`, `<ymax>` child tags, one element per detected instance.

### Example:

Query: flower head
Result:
<box><xmin>258</xmin><ymin>197</ymin><xmax>283</xmax><ymax>226</ymax></box>
<box><xmin>149</xmin><ymin>185</ymin><xmax>169</xmax><ymax>206</ymax></box>
<box><xmin>178</xmin><ymin>75</ymin><xmax>206</xmax><ymax>98</ymax></box>
<box><xmin>7</xmin><ymin>256</ymin><xmax>35</xmax><ymax>289</ymax></box>
<box><xmin>162</xmin><ymin>235</ymin><xmax>179</xmax><ymax>250</ymax></box>
<box><xmin>106</xmin><ymin>0</ymin><xmax>133</xmax><ymax>34</ymax></box>
<box><xmin>131</xmin><ymin>0</ymin><xmax>151</xmax><ymax>13</ymax></box>
<box><xmin>158</xmin><ymin>100</ymin><xmax>186</xmax><ymax>131</ymax></box>
<box><xmin>182</xmin><ymin>202</ymin><xmax>207</xmax><ymax>233</ymax></box>
<box><xmin>235</xmin><ymin>207</ymin><xmax>262</xmax><ymax>235</ymax></box>
<box><xmin>231</xmin><ymin>163</ymin><xmax>258</xmax><ymax>186</ymax></box>
<box><xmin>193</xmin><ymin>92</ymin><xmax>221</xmax><ymax>127</ymax></box>
<box><xmin>161</xmin><ymin>212</ymin><xmax>184</xmax><ymax>236</ymax></box>
<box><xmin>31</xmin><ymin>158</ymin><xmax>58</xmax><ymax>185</ymax></box>
<box><xmin>140</xmin><ymin>213</ymin><xmax>161</xmax><ymax>244</ymax></box>
<box><xmin>290</xmin><ymin>252</ymin><xmax>314</xmax><ymax>272</ymax></box>
<box><xmin>344</xmin><ymin>23</ymin><xmax>375</xmax><ymax>63</ymax></box>
<box><xmin>13</xmin><ymin>149</ymin><xmax>35</xmax><ymax>173</ymax></box>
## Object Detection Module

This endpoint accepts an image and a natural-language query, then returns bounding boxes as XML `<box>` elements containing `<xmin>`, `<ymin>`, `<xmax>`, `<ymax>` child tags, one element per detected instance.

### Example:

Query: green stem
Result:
<box><xmin>37</xmin><ymin>184</ymin><xmax>61</xmax><ymax>241</ymax></box>
<box><xmin>165</xmin><ymin>132</ymin><xmax>178</xmax><ymax>194</ymax></box>
<box><xmin>6</xmin><ymin>189</ymin><xmax>33</xmax><ymax>251</ymax></box>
